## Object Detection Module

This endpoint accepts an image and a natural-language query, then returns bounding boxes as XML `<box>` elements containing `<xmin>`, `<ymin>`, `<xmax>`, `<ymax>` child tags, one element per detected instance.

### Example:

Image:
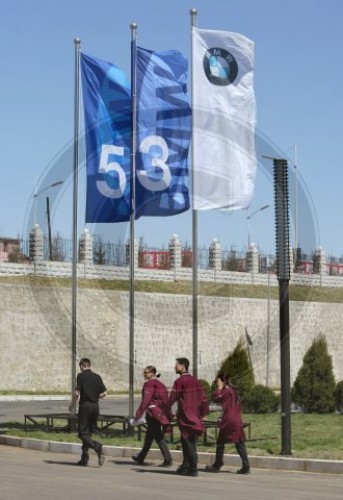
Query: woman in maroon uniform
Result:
<box><xmin>132</xmin><ymin>365</ymin><xmax>172</xmax><ymax>467</ymax></box>
<box><xmin>206</xmin><ymin>373</ymin><xmax>250</xmax><ymax>474</ymax></box>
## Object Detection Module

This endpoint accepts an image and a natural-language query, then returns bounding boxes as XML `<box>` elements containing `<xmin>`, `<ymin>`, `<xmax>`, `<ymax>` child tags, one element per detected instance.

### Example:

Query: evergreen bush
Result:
<box><xmin>217</xmin><ymin>338</ymin><xmax>254</xmax><ymax>406</ymax></box>
<box><xmin>291</xmin><ymin>334</ymin><xmax>336</xmax><ymax>413</ymax></box>
<box><xmin>245</xmin><ymin>384</ymin><xmax>280</xmax><ymax>413</ymax></box>
<box><xmin>199</xmin><ymin>379</ymin><xmax>211</xmax><ymax>402</ymax></box>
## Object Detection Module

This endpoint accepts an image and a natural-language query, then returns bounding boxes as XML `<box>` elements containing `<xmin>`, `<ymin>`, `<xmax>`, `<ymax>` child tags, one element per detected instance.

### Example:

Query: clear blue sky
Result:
<box><xmin>1</xmin><ymin>0</ymin><xmax>342</xmax><ymax>257</ymax></box>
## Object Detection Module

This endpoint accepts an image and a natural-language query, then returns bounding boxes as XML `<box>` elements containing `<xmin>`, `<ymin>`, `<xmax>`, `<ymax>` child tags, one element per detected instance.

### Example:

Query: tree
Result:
<box><xmin>138</xmin><ymin>236</ymin><xmax>147</xmax><ymax>268</ymax></box>
<box><xmin>334</xmin><ymin>380</ymin><xmax>343</xmax><ymax>414</ymax></box>
<box><xmin>292</xmin><ymin>335</ymin><xmax>336</xmax><ymax>413</ymax></box>
<box><xmin>181</xmin><ymin>242</ymin><xmax>192</xmax><ymax>268</ymax></box>
<box><xmin>50</xmin><ymin>233</ymin><xmax>66</xmax><ymax>261</ymax></box>
<box><xmin>217</xmin><ymin>338</ymin><xmax>255</xmax><ymax>406</ymax></box>
<box><xmin>7</xmin><ymin>237</ymin><xmax>28</xmax><ymax>263</ymax></box>
<box><xmin>93</xmin><ymin>236</ymin><xmax>107</xmax><ymax>265</ymax></box>
<box><xmin>114</xmin><ymin>240</ymin><xmax>125</xmax><ymax>267</ymax></box>
<box><xmin>8</xmin><ymin>249</ymin><xmax>25</xmax><ymax>263</ymax></box>
<box><xmin>222</xmin><ymin>248</ymin><xmax>241</xmax><ymax>271</ymax></box>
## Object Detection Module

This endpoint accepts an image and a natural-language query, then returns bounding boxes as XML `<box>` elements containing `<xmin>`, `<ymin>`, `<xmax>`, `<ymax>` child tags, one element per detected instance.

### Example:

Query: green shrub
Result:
<box><xmin>334</xmin><ymin>380</ymin><xmax>343</xmax><ymax>413</ymax></box>
<box><xmin>217</xmin><ymin>338</ymin><xmax>254</xmax><ymax>406</ymax></box>
<box><xmin>292</xmin><ymin>335</ymin><xmax>336</xmax><ymax>413</ymax></box>
<box><xmin>199</xmin><ymin>379</ymin><xmax>211</xmax><ymax>402</ymax></box>
<box><xmin>245</xmin><ymin>384</ymin><xmax>280</xmax><ymax>413</ymax></box>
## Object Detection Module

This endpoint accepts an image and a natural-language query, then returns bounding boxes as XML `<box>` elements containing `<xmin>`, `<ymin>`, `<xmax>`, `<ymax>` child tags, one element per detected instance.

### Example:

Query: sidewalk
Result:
<box><xmin>0</xmin><ymin>434</ymin><xmax>342</xmax><ymax>475</ymax></box>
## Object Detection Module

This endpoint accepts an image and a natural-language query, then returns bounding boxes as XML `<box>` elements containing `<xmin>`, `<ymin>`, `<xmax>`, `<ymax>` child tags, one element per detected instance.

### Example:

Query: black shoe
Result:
<box><xmin>237</xmin><ymin>466</ymin><xmax>250</xmax><ymax>474</ymax></box>
<box><xmin>132</xmin><ymin>455</ymin><xmax>145</xmax><ymax>465</ymax></box>
<box><xmin>77</xmin><ymin>454</ymin><xmax>89</xmax><ymax>466</ymax></box>
<box><xmin>182</xmin><ymin>469</ymin><xmax>198</xmax><ymax>477</ymax></box>
<box><xmin>159</xmin><ymin>460</ymin><xmax>173</xmax><ymax>467</ymax></box>
<box><xmin>97</xmin><ymin>447</ymin><xmax>105</xmax><ymax>466</ymax></box>
<box><xmin>76</xmin><ymin>459</ymin><xmax>88</xmax><ymax>466</ymax></box>
<box><xmin>176</xmin><ymin>464</ymin><xmax>188</xmax><ymax>475</ymax></box>
<box><xmin>205</xmin><ymin>464</ymin><xmax>220</xmax><ymax>472</ymax></box>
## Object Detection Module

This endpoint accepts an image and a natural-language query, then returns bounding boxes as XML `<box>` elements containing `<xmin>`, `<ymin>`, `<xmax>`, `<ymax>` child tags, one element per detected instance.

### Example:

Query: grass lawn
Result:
<box><xmin>1</xmin><ymin>413</ymin><xmax>342</xmax><ymax>460</ymax></box>
<box><xmin>2</xmin><ymin>274</ymin><xmax>343</xmax><ymax>302</ymax></box>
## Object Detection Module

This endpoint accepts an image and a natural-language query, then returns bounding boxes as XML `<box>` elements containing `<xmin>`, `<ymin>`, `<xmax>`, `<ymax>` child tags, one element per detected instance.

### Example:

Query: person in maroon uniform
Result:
<box><xmin>167</xmin><ymin>357</ymin><xmax>209</xmax><ymax>477</ymax></box>
<box><xmin>206</xmin><ymin>373</ymin><xmax>250</xmax><ymax>474</ymax></box>
<box><xmin>132</xmin><ymin>365</ymin><xmax>172</xmax><ymax>467</ymax></box>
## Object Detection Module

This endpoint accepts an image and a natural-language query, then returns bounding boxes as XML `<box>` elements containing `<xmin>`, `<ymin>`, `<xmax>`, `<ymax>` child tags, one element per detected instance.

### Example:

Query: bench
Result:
<box><xmin>24</xmin><ymin>413</ymin><xmax>130</xmax><ymax>436</ymax></box>
<box><xmin>137</xmin><ymin>420</ymin><xmax>251</xmax><ymax>445</ymax></box>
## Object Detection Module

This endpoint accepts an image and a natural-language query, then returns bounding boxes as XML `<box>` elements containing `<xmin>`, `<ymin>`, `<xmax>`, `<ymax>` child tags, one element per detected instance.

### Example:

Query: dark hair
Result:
<box><xmin>216</xmin><ymin>373</ymin><xmax>239</xmax><ymax>402</ymax></box>
<box><xmin>79</xmin><ymin>358</ymin><xmax>91</xmax><ymax>368</ymax></box>
<box><xmin>176</xmin><ymin>357</ymin><xmax>189</xmax><ymax>371</ymax></box>
<box><xmin>216</xmin><ymin>373</ymin><xmax>230</xmax><ymax>385</ymax></box>
<box><xmin>145</xmin><ymin>365</ymin><xmax>161</xmax><ymax>378</ymax></box>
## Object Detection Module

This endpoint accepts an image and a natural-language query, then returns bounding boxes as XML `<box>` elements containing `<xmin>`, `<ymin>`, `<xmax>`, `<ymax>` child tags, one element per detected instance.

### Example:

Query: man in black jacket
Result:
<box><xmin>69</xmin><ymin>358</ymin><xmax>107</xmax><ymax>466</ymax></box>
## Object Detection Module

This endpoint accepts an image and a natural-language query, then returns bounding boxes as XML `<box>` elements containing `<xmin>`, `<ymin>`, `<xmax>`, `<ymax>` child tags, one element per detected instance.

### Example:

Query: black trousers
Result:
<box><xmin>137</xmin><ymin>413</ymin><xmax>171</xmax><ymax>462</ymax></box>
<box><xmin>214</xmin><ymin>439</ymin><xmax>250</xmax><ymax>469</ymax></box>
<box><xmin>78</xmin><ymin>401</ymin><xmax>102</xmax><ymax>455</ymax></box>
<box><xmin>181</xmin><ymin>433</ymin><xmax>198</xmax><ymax>471</ymax></box>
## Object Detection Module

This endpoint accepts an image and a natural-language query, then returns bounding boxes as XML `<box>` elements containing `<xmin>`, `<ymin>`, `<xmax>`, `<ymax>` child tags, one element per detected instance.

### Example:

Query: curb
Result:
<box><xmin>0</xmin><ymin>435</ymin><xmax>342</xmax><ymax>475</ymax></box>
<box><xmin>0</xmin><ymin>395</ymin><xmax>126</xmax><ymax>402</ymax></box>
<box><xmin>0</xmin><ymin>396</ymin><xmax>70</xmax><ymax>402</ymax></box>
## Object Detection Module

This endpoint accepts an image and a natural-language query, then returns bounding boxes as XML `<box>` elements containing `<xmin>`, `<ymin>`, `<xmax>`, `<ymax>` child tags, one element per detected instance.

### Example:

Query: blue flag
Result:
<box><xmin>81</xmin><ymin>50</ymin><xmax>191</xmax><ymax>223</ymax></box>
<box><xmin>136</xmin><ymin>47</ymin><xmax>191</xmax><ymax>217</ymax></box>
<box><xmin>81</xmin><ymin>53</ymin><xmax>131</xmax><ymax>223</ymax></box>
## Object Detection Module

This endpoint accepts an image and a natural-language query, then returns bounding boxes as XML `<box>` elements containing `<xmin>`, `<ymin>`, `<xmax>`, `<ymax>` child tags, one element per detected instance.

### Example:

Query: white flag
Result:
<box><xmin>192</xmin><ymin>28</ymin><xmax>257</xmax><ymax>210</ymax></box>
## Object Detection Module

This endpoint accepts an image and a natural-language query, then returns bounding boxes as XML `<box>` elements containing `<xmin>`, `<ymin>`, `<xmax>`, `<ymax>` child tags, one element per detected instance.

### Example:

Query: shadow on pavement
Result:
<box><xmin>44</xmin><ymin>460</ymin><xmax>85</xmax><ymax>467</ymax></box>
<box><xmin>135</xmin><ymin>468</ymin><xmax>235</xmax><ymax>475</ymax></box>
<box><xmin>111</xmin><ymin>460</ymin><xmax>154</xmax><ymax>466</ymax></box>
<box><xmin>134</xmin><ymin>469</ymin><xmax>178</xmax><ymax>475</ymax></box>
<box><xmin>201</xmin><ymin>469</ymin><xmax>234</xmax><ymax>474</ymax></box>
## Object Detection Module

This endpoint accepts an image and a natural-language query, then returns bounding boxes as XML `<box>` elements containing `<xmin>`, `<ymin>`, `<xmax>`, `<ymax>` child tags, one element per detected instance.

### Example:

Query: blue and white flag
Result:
<box><xmin>136</xmin><ymin>47</ymin><xmax>191</xmax><ymax>217</ymax></box>
<box><xmin>81</xmin><ymin>53</ymin><xmax>131</xmax><ymax>223</ymax></box>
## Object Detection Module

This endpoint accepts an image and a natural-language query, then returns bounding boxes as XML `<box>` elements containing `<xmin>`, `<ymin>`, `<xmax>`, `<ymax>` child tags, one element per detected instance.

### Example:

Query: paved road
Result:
<box><xmin>0</xmin><ymin>446</ymin><xmax>342</xmax><ymax>500</ymax></box>
<box><xmin>0</xmin><ymin>398</ymin><xmax>133</xmax><ymax>424</ymax></box>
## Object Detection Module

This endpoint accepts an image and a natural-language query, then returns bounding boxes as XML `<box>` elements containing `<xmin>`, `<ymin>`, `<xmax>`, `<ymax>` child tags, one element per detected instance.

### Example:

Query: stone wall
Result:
<box><xmin>0</xmin><ymin>282</ymin><xmax>342</xmax><ymax>392</ymax></box>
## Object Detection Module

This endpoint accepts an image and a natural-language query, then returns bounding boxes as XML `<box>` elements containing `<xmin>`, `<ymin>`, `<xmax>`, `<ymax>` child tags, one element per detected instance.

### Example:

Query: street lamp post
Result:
<box><xmin>263</xmin><ymin>155</ymin><xmax>292</xmax><ymax>456</ymax></box>
<box><xmin>246</xmin><ymin>204</ymin><xmax>270</xmax><ymax>248</ymax></box>
<box><xmin>33</xmin><ymin>180</ymin><xmax>64</xmax><ymax>226</ymax></box>
<box><xmin>46</xmin><ymin>197</ymin><xmax>53</xmax><ymax>261</ymax></box>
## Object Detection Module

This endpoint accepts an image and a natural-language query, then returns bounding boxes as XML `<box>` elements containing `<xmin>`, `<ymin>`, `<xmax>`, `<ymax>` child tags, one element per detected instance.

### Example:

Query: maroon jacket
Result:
<box><xmin>213</xmin><ymin>385</ymin><xmax>245</xmax><ymax>443</ymax></box>
<box><xmin>136</xmin><ymin>378</ymin><xmax>171</xmax><ymax>425</ymax></box>
<box><xmin>168</xmin><ymin>373</ymin><xmax>209</xmax><ymax>438</ymax></box>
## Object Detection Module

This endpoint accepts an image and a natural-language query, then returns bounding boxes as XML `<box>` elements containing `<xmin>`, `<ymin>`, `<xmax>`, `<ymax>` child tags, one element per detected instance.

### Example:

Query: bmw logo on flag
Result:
<box><xmin>203</xmin><ymin>48</ymin><xmax>238</xmax><ymax>86</ymax></box>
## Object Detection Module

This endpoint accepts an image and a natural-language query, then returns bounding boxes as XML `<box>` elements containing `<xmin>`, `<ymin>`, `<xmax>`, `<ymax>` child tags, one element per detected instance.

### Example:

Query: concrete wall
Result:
<box><xmin>0</xmin><ymin>282</ymin><xmax>342</xmax><ymax>392</ymax></box>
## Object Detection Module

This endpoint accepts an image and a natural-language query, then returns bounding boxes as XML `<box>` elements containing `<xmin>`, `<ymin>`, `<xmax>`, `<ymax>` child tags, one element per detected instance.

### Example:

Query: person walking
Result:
<box><xmin>167</xmin><ymin>357</ymin><xmax>209</xmax><ymax>477</ymax></box>
<box><xmin>132</xmin><ymin>365</ymin><xmax>173</xmax><ymax>467</ymax></box>
<box><xmin>205</xmin><ymin>373</ymin><xmax>250</xmax><ymax>474</ymax></box>
<box><xmin>69</xmin><ymin>358</ymin><xmax>107</xmax><ymax>466</ymax></box>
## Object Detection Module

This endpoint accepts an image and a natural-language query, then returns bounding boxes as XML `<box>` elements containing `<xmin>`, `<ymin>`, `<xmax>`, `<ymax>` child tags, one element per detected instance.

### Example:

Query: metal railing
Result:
<box><xmin>2</xmin><ymin>237</ymin><xmax>343</xmax><ymax>277</ymax></box>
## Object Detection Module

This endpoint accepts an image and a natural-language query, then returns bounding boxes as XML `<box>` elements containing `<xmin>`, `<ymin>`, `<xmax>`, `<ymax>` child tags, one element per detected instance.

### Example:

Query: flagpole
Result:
<box><xmin>129</xmin><ymin>22</ymin><xmax>137</xmax><ymax>419</ymax></box>
<box><xmin>294</xmin><ymin>143</ymin><xmax>298</xmax><ymax>268</ymax></box>
<box><xmin>190</xmin><ymin>8</ymin><xmax>198</xmax><ymax>378</ymax></box>
<box><xmin>71</xmin><ymin>37</ymin><xmax>81</xmax><ymax>406</ymax></box>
